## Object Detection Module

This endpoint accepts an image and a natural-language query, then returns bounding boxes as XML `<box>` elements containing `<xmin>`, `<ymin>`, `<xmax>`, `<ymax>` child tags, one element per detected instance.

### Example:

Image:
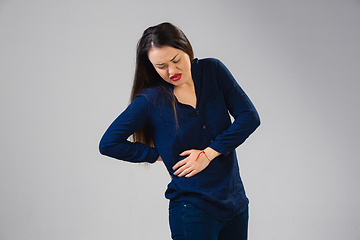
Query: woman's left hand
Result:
<box><xmin>172</xmin><ymin>149</ymin><xmax>210</xmax><ymax>178</ymax></box>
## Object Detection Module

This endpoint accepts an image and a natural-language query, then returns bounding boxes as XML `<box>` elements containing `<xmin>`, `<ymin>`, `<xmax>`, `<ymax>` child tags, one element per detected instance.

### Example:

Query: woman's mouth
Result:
<box><xmin>170</xmin><ymin>73</ymin><xmax>182</xmax><ymax>81</ymax></box>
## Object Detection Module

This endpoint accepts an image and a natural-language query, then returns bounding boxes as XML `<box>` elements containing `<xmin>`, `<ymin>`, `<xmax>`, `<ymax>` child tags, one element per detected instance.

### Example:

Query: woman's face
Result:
<box><xmin>148</xmin><ymin>46</ymin><xmax>192</xmax><ymax>87</ymax></box>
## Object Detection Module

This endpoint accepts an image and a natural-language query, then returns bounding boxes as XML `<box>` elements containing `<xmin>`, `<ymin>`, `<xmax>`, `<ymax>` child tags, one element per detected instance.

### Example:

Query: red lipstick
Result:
<box><xmin>170</xmin><ymin>73</ymin><xmax>182</xmax><ymax>81</ymax></box>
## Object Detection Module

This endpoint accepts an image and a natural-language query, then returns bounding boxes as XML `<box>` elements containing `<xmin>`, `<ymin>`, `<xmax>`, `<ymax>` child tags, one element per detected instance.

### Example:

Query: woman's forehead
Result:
<box><xmin>148</xmin><ymin>46</ymin><xmax>182</xmax><ymax>62</ymax></box>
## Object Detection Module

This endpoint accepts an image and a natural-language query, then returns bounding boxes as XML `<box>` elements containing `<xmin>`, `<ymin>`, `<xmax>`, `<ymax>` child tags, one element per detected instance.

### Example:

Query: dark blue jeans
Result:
<box><xmin>169</xmin><ymin>201</ymin><xmax>248</xmax><ymax>240</ymax></box>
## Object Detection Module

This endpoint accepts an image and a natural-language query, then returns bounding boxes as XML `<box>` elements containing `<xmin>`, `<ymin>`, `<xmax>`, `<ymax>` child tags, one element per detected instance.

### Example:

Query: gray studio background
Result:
<box><xmin>1</xmin><ymin>0</ymin><xmax>359</xmax><ymax>239</ymax></box>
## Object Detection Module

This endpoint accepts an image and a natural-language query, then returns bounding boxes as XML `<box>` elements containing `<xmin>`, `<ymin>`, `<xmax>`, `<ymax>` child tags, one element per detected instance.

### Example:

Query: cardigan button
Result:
<box><xmin>196</xmin><ymin>111</ymin><xmax>199</xmax><ymax>115</ymax></box>
<box><xmin>203</xmin><ymin>125</ymin><xmax>206</xmax><ymax>129</ymax></box>
<box><xmin>210</xmin><ymin>140</ymin><xmax>213</xmax><ymax>143</ymax></box>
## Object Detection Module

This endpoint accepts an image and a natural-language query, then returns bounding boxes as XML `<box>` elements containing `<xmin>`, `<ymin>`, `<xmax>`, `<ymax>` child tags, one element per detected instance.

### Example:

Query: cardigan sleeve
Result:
<box><xmin>208</xmin><ymin>59</ymin><xmax>260</xmax><ymax>156</ymax></box>
<box><xmin>99</xmin><ymin>93</ymin><xmax>159</xmax><ymax>163</ymax></box>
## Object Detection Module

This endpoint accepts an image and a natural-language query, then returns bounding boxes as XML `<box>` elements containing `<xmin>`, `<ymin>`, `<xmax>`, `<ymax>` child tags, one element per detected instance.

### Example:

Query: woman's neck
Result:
<box><xmin>173</xmin><ymin>78</ymin><xmax>197</xmax><ymax>109</ymax></box>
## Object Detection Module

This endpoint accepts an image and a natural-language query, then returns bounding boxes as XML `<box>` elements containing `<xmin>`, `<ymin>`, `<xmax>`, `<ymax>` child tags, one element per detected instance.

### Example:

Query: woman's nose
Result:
<box><xmin>168</xmin><ymin>63</ymin><xmax>177</xmax><ymax>76</ymax></box>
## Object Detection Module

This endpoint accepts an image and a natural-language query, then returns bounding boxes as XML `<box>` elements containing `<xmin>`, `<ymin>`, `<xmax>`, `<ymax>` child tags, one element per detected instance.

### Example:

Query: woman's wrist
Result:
<box><xmin>203</xmin><ymin>147</ymin><xmax>221</xmax><ymax>161</ymax></box>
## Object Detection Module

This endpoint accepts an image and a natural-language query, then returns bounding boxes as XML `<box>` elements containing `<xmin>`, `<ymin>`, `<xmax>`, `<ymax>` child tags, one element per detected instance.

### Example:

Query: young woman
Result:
<box><xmin>99</xmin><ymin>22</ymin><xmax>260</xmax><ymax>240</ymax></box>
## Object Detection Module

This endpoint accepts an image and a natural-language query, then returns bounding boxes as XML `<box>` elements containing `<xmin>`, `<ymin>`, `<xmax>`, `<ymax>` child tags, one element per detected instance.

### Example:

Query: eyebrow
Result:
<box><xmin>155</xmin><ymin>54</ymin><xmax>179</xmax><ymax>66</ymax></box>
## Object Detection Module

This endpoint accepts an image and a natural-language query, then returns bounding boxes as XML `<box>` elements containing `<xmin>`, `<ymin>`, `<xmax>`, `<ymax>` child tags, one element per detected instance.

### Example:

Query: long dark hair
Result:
<box><xmin>131</xmin><ymin>22</ymin><xmax>194</xmax><ymax>147</ymax></box>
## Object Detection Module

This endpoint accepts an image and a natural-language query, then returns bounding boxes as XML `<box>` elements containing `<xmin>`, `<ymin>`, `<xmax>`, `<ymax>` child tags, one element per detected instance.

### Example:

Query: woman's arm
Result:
<box><xmin>172</xmin><ymin>59</ymin><xmax>260</xmax><ymax>177</ymax></box>
<box><xmin>99</xmin><ymin>94</ymin><xmax>159</xmax><ymax>163</ymax></box>
<box><xmin>208</xmin><ymin>59</ymin><xmax>260</xmax><ymax>157</ymax></box>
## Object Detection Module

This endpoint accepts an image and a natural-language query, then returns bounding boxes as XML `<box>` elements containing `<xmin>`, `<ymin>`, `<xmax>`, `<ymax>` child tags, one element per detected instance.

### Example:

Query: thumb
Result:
<box><xmin>179</xmin><ymin>150</ymin><xmax>192</xmax><ymax>156</ymax></box>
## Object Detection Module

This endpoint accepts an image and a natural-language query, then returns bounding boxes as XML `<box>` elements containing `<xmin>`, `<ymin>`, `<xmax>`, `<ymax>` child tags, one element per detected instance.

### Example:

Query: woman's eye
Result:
<box><xmin>173</xmin><ymin>59</ymin><xmax>180</xmax><ymax>63</ymax></box>
<box><xmin>157</xmin><ymin>65</ymin><xmax>166</xmax><ymax>69</ymax></box>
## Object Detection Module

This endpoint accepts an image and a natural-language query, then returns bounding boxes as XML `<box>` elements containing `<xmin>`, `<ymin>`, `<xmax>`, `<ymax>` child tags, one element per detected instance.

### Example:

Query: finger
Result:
<box><xmin>173</xmin><ymin>164</ymin><xmax>189</xmax><ymax>175</ymax></box>
<box><xmin>179</xmin><ymin>150</ymin><xmax>192</xmax><ymax>156</ymax></box>
<box><xmin>185</xmin><ymin>169</ymin><xmax>198</xmax><ymax>178</ymax></box>
<box><xmin>177</xmin><ymin>167</ymin><xmax>194</xmax><ymax>178</ymax></box>
<box><xmin>172</xmin><ymin>158</ymin><xmax>187</xmax><ymax>170</ymax></box>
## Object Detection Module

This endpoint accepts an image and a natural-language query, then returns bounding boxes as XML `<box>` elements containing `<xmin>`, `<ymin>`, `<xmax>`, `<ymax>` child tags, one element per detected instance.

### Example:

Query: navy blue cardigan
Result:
<box><xmin>99</xmin><ymin>58</ymin><xmax>260</xmax><ymax>221</ymax></box>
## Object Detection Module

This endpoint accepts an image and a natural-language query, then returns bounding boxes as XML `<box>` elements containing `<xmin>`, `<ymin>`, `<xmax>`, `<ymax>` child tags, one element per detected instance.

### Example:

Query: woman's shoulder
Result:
<box><xmin>194</xmin><ymin>58</ymin><xmax>226</xmax><ymax>73</ymax></box>
<box><xmin>193</xmin><ymin>58</ymin><xmax>228</xmax><ymax>77</ymax></box>
<box><xmin>136</xmin><ymin>86</ymin><xmax>158</xmax><ymax>101</ymax></box>
<box><xmin>196</xmin><ymin>57</ymin><xmax>223</xmax><ymax>66</ymax></box>
<box><xmin>135</xmin><ymin>85</ymin><xmax>169</xmax><ymax>105</ymax></box>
